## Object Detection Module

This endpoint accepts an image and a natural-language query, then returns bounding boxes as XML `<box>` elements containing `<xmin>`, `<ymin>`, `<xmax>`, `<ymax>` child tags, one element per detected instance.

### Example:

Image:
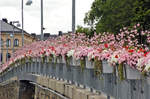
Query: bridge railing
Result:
<box><xmin>0</xmin><ymin>58</ymin><xmax>150</xmax><ymax>99</ymax></box>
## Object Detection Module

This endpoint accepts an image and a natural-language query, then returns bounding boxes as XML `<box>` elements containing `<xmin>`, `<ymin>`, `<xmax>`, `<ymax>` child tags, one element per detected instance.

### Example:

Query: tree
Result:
<box><xmin>132</xmin><ymin>0</ymin><xmax>150</xmax><ymax>30</ymax></box>
<box><xmin>84</xmin><ymin>0</ymin><xmax>150</xmax><ymax>34</ymax></box>
<box><xmin>76</xmin><ymin>25</ymin><xmax>94</xmax><ymax>37</ymax></box>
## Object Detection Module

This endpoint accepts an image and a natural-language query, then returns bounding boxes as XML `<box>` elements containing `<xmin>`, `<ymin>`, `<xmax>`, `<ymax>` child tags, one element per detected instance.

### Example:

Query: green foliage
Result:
<box><xmin>132</xmin><ymin>0</ymin><xmax>150</xmax><ymax>30</ymax></box>
<box><xmin>65</xmin><ymin>55</ymin><xmax>71</xmax><ymax>67</ymax></box>
<box><xmin>80</xmin><ymin>57</ymin><xmax>86</xmax><ymax>71</ymax></box>
<box><xmin>20</xmin><ymin>58</ymin><xmax>26</xmax><ymax>65</ymax></box>
<box><xmin>94</xmin><ymin>58</ymin><xmax>102</xmax><ymax>76</ymax></box>
<box><xmin>76</xmin><ymin>25</ymin><xmax>94</xmax><ymax>37</ymax></box>
<box><xmin>85</xmin><ymin>0</ymin><xmax>150</xmax><ymax>34</ymax></box>
<box><xmin>28</xmin><ymin>57</ymin><xmax>32</xmax><ymax>63</ymax></box>
<box><xmin>48</xmin><ymin>55</ymin><xmax>53</xmax><ymax>63</ymax></box>
<box><xmin>118</xmin><ymin>63</ymin><xmax>125</xmax><ymax>81</ymax></box>
<box><xmin>41</xmin><ymin>56</ymin><xmax>46</xmax><ymax>63</ymax></box>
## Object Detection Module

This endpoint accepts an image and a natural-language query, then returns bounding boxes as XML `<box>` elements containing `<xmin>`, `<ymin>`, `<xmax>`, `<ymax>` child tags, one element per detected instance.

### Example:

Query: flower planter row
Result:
<box><xmin>28</xmin><ymin>56</ymin><xmax>142</xmax><ymax>80</ymax></box>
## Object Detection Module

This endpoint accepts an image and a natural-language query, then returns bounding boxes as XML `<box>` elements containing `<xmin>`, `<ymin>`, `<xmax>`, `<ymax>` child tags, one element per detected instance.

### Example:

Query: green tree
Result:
<box><xmin>132</xmin><ymin>0</ymin><xmax>150</xmax><ymax>30</ymax></box>
<box><xmin>85</xmin><ymin>0</ymin><xmax>150</xmax><ymax>34</ymax></box>
<box><xmin>76</xmin><ymin>25</ymin><xmax>94</xmax><ymax>37</ymax></box>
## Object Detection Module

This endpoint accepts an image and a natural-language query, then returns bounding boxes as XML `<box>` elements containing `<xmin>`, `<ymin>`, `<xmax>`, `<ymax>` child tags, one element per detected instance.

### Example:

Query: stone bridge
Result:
<box><xmin>0</xmin><ymin>60</ymin><xmax>150</xmax><ymax>99</ymax></box>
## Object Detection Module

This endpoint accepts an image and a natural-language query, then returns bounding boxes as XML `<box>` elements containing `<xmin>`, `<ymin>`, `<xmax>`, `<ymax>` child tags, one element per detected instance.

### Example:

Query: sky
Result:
<box><xmin>0</xmin><ymin>0</ymin><xmax>94</xmax><ymax>35</ymax></box>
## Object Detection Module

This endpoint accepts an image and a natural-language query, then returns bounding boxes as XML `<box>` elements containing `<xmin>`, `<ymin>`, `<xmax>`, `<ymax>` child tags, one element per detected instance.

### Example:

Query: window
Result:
<box><xmin>6</xmin><ymin>39</ymin><xmax>11</xmax><ymax>47</ymax></box>
<box><xmin>6</xmin><ymin>53</ymin><xmax>11</xmax><ymax>61</ymax></box>
<box><xmin>0</xmin><ymin>53</ymin><xmax>2</xmax><ymax>62</ymax></box>
<box><xmin>14</xmin><ymin>39</ymin><xmax>19</xmax><ymax>47</ymax></box>
<box><xmin>0</xmin><ymin>39</ymin><xmax>3</xmax><ymax>47</ymax></box>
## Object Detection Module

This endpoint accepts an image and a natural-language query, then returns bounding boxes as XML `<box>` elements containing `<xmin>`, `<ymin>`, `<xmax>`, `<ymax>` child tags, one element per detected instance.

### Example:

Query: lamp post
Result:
<box><xmin>0</xmin><ymin>20</ymin><xmax>2</xmax><ymax>64</ymax></box>
<box><xmin>41</xmin><ymin>0</ymin><xmax>44</xmax><ymax>40</ymax></box>
<box><xmin>72</xmin><ymin>0</ymin><xmax>76</xmax><ymax>33</ymax></box>
<box><xmin>22</xmin><ymin>0</ymin><xmax>33</xmax><ymax>46</ymax></box>
<box><xmin>26</xmin><ymin>0</ymin><xmax>32</xmax><ymax>5</ymax></box>
<box><xmin>22</xmin><ymin>0</ymin><xmax>24</xmax><ymax>46</ymax></box>
<box><xmin>26</xmin><ymin>0</ymin><xmax>44</xmax><ymax>40</ymax></box>
<box><xmin>11</xmin><ymin>21</ymin><xmax>20</xmax><ymax>54</ymax></box>
<box><xmin>26</xmin><ymin>0</ymin><xmax>75</xmax><ymax>36</ymax></box>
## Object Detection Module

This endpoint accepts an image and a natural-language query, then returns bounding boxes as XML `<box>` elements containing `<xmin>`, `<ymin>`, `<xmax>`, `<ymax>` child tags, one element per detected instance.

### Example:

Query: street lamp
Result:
<box><xmin>21</xmin><ymin>0</ymin><xmax>33</xmax><ymax>47</ymax></box>
<box><xmin>0</xmin><ymin>20</ymin><xmax>2</xmax><ymax>65</ymax></box>
<box><xmin>26</xmin><ymin>0</ymin><xmax>32</xmax><ymax>5</ymax></box>
<box><xmin>72</xmin><ymin>0</ymin><xmax>76</xmax><ymax>33</ymax></box>
<box><xmin>21</xmin><ymin>0</ymin><xmax>24</xmax><ymax>47</ymax></box>
<box><xmin>11</xmin><ymin>21</ymin><xmax>20</xmax><ymax>54</ymax></box>
<box><xmin>26</xmin><ymin>0</ymin><xmax>75</xmax><ymax>37</ymax></box>
<box><xmin>26</xmin><ymin>0</ymin><xmax>44</xmax><ymax>40</ymax></box>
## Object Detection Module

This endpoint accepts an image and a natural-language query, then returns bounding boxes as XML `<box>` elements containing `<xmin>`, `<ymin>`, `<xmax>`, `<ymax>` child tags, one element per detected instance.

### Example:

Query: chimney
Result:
<box><xmin>31</xmin><ymin>33</ymin><xmax>36</xmax><ymax>37</ymax></box>
<box><xmin>2</xmin><ymin>18</ymin><xmax>8</xmax><ymax>23</ymax></box>
<box><xmin>10</xmin><ymin>21</ymin><xmax>13</xmax><ymax>25</ymax></box>
<box><xmin>68</xmin><ymin>31</ymin><xmax>72</xmax><ymax>33</ymax></box>
<box><xmin>44</xmin><ymin>33</ymin><xmax>50</xmax><ymax>37</ymax></box>
<box><xmin>58</xmin><ymin>31</ymin><xmax>63</xmax><ymax>36</ymax></box>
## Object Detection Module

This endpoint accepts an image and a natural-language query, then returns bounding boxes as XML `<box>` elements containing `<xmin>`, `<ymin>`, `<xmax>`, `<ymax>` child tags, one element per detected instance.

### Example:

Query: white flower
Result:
<box><xmin>108</xmin><ymin>54</ymin><xmax>118</xmax><ymax>64</ymax></box>
<box><xmin>137</xmin><ymin>58</ymin><xmax>144</xmax><ymax>68</ymax></box>
<box><xmin>102</xmin><ymin>50</ymin><xmax>108</xmax><ymax>53</ymax></box>
<box><xmin>67</xmin><ymin>50</ymin><xmax>75</xmax><ymax>57</ymax></box>
<box><xmin>87</xmin><ymin>51</ymin><xmax>95</xmax><ymax>60</ymax></box>
<box><xmin>144</xmin><ymin>60</ymin><xmax>150</xmax><ymax>72</ymax></box>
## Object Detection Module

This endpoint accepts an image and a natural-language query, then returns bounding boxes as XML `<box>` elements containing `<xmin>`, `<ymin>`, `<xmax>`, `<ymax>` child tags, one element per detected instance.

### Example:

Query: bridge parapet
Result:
<box><xmin>0</xmin><ymin>59</ymin><xmax>150</xmax><ymax>99</ymax></box>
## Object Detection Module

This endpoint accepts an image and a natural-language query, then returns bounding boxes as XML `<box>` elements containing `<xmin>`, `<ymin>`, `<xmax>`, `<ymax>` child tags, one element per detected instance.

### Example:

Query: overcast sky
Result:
<box><xmin>0</xmin><ymin>0</ymin><xmax>94</xmax><ymax>35</ymax></box>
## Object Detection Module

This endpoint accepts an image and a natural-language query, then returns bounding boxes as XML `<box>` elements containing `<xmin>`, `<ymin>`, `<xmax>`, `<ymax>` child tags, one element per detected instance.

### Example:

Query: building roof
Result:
<box><xmin>0</xmin><ymin>20</ymin><xmax>37</xmax><ymax>40</ymax></box>
<box><xmin>0</xmin><ymin>20</ymin><xmax>27</xmax><ymax>33</ymax></box>
<box><xmin>36</xmin><ymin>33</ymin><xmax>58</xmax><ymax>40</ymax></box>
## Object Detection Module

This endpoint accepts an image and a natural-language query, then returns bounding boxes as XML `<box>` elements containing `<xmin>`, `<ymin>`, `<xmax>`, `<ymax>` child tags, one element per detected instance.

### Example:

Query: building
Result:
<box><xmin>34</xmin><ymin>33</ymin><xmax>58</xmax><ymax>41</ymax></box>
<box><xmin>0</xmin><ymin>19</ymin><xmax>37</xmax><ymax>64</ymax></box>
<box><xmin>33</xmin><ymin>31</ymin><xmax>66</xmax><ymax>41</ymax></box>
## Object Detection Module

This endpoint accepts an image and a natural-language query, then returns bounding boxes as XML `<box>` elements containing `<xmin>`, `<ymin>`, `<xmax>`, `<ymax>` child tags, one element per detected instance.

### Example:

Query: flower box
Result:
<box><xmin>85</xmin><ymin>57</ymin><xmax>94</xmax><ymax>69</ymax></box>
<box><xmin>62</xmin><ymin>56</ymin><xmax>66</xmax><ymax>63</ymax></box>
<box><xmin>72</xmin><ymin>57</ymin><xmax>76</xmax><ymax>66</ymax></box>
<box><xmin>102</xmin><ymin>60</ymin><xmax>113</xmax><ymax>73</ymax></box>
<box><xmin>72</xmin><ymin>57</ymin><xmax>80</xmax><ymax>66</ymax></box>
<box><xmin>146</xmin><ymin>77</ymin><xmax>150</xmax><ymax>85</ymax></box>
<box><xmin>125</xmin><ymin>65</ymin><xmax>141</xmax><ymax>80</ymax></box>
<box><xmin>15</xmin><ymin>63</ymin><xmax>19</xmax><ymax>67</ymax></box>
<box><xmin>32</xmin><ymin>57</ymin><xmax>37</xmax><ymax>62</ymax></box>
<box><xmin>56</xmin><ymin>56</ymin><xmax>62</xmax><ymax>63</ymax></box>
<box><xmin>52</xmin><ymin>57</ymin><xmax>57</xmax><ymax>63</ymax></box>
<box><xmin>69</xmin><ymin>57</ymin><xmax>74</xmax><ymax>65</ymax></box>
<box><xmin>73</xmin><ymin>57</ymin><xmax>80</xmax><ymax>66</ymax></box>
<box><xmin>37</xmin><ymin>57</ymin><xmax>42</xmax><ymax>62</ymax></box>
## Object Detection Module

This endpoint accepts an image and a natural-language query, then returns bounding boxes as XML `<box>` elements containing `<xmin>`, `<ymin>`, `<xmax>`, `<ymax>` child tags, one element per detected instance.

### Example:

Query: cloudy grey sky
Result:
<box><xmin>0</xmin><ymin>0</ymin><xmax>94</xmax><ymax>34</ymax></box>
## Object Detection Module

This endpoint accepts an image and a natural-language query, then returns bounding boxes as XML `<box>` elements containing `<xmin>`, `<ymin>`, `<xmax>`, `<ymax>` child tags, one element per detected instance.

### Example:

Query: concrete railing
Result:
<box><xmin>0</xmin><ymin>59</ymin><xmax>150</xmax><ymax>99</ymax></box>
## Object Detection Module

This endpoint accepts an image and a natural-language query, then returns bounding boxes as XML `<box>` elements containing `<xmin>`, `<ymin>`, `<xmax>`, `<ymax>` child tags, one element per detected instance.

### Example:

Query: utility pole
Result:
<box><xmin>22</xmin><ymin>0</ymin><xmax>24</xmax><ymax>46</ymax></box>
<box><xmin>72</xmin><ymin>0</ymin><xmax>76</xmax><ymax>33</ymax></box>
<box><xmin>41</xmin><ymin>0</ymin><xmax>44</xmax><ymax>40</ymax></box>
<box><xmin>0</xmin><ymin>21</ymin><xmax>1</xmax><ymax>64</ymax></box>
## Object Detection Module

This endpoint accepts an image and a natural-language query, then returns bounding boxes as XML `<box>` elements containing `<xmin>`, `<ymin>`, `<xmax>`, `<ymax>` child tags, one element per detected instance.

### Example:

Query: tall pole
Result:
<box><xmin>12</xmin><ymin>26</ymin><xmax>15</xmax><ymax>53</ymax></box>
<box><xmin>6</xmin><ymin>33</ymin><xmax>8</xmax><ymax>62</ymax></box>
<box><xmin>0</xmin><ymin>21</ymin><xmax>1</xmax><ymax>64</ymax></box>
<box><xmin>41</xmin><ymin>0</ymin><xmax>44</xmax><ymax>40</ymax></box>
<box><xmin>72</xmin><ymin>0</ymin><xmax>76</xmax><ymax>33</ymax></box>
<box><xmin>22</xmin><ymin>0</ymin><xmax>24</xmax><ymax>46</ymax></box>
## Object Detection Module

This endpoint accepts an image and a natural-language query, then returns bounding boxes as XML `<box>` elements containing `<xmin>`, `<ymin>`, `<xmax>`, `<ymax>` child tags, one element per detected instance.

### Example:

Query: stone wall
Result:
<box><xmin>0</xmin><ymin>75</ymin><xmax>114</xmax><ymax>99</ymax></box>
<box><xmin>35</xmin><ymin>75</ymin><xmax>110</xmax><ymax>99</ymax></box>
<box><xmin>34</xmin><ymin>85</ymin><xmax>61</xmax><ymax>99</ymax></box>
<box><xmin>0</xmin><ymin>81</ymin><xmax>19</xmax><ymax>99</ymax></box>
